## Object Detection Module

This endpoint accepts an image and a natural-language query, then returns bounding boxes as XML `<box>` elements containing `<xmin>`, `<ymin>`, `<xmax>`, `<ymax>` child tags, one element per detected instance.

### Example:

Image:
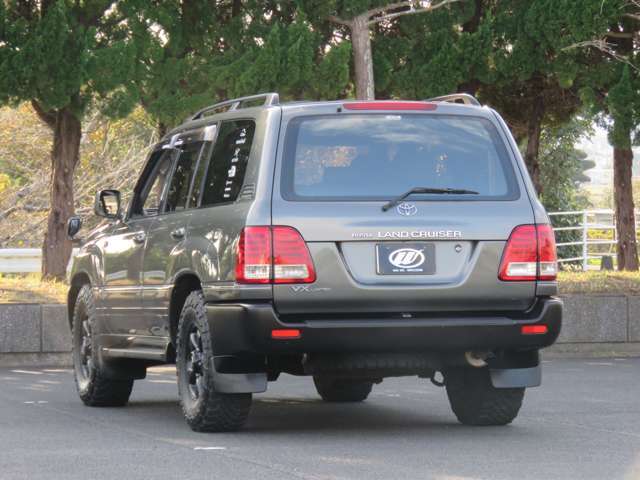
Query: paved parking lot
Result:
<box><xmin>0</xmin><ymin>357</ymin><xmax>639</xmax><ymax>480</ymax></box>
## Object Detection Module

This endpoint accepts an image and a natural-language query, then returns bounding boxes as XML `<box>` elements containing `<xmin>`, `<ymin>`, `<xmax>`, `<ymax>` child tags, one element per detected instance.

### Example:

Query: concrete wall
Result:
<box><xmin>0</xmin><ymin>304</ymin><xmax>70</xmax><ymax>367</ymax></box>
<box><xmin>546</xmin><ymin>295</ymin><xmax>640</xmax><ymax>357</ymax></box>
<box><xmin>0</xmin><ymin>296</ymin><xmax>638</xmax><ymax>366</ymax></box>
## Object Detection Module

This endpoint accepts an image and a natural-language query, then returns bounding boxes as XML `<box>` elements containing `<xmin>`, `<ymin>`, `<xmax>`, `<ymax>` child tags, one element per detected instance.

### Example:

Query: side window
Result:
<box><xmin>200</xmin><ymin>120</ymin><xmax>255</xmax><ymax>207</ymax></box>
<box><xmin>132</xmin><ymin>150</ymin><xmax>173</xmax><ymax>217</ymax></box>
<box><xmin>164</xmin><ymin>142</ymin><xmax>203</xmax><ymax>213</ymax></box>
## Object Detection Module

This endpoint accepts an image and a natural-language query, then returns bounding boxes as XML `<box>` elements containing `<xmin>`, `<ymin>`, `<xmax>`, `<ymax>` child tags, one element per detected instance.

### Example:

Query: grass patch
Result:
<box><xmin>558</xmin><ymin>271</ymin><xmax>640</xmax><ymax>295</ymax></box>
<box><xmin>0</xmin><ymin>274</ymin><xmax>67</xmax><ymax>304</ymax></box>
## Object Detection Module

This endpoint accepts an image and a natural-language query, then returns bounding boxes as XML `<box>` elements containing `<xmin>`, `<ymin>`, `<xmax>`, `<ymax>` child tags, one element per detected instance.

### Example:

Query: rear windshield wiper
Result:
<box><xmin>381</xmin><ymin>187</ymin><xmax>479</xmax><ymax>212</ymax></box>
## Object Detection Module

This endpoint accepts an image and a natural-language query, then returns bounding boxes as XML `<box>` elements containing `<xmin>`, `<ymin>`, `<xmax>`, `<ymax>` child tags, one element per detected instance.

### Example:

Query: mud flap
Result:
<box><xmin>210</xmin><ymin>357</ymin><xmax>267</xmax><ymax>393</ymax></box>
<box><xmin>490</xmin><ymin>365</ymin><xmax>541</xmax><ymax>388</ymax></box>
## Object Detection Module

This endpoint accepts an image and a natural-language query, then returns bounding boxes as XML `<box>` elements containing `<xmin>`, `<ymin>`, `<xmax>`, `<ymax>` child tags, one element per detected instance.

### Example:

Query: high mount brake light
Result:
<box><xmin>498</xmin><ymin>224</ymin><xmax>558</xmax><ymax>281</ymax></box>
<box><xmin>236</xmin><ymin>226</ymin><xmax>316</xmax><ymax>284</ymax></box>
<box><xmin>343</xmin><ymin>101</ymin><xmax>438</xmax><ymax>111</ymax></box>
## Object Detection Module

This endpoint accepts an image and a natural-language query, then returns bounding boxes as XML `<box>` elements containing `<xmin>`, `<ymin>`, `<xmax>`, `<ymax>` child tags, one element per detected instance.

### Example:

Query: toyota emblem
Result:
<box><xmin>396</xmin><ymin>202</ymin><xmax>418</xmax><ymax>216</ymax></box>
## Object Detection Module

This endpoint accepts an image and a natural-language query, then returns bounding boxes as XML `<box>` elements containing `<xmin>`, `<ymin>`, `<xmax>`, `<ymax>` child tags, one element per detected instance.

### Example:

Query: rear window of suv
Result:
<box><xmin>281</xmin><ymin>114</ymin><xmax>519</xmax><ymax>201</ymax></box>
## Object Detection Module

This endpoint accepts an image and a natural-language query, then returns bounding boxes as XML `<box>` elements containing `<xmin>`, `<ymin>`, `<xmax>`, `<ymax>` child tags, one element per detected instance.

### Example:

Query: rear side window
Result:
<box><xmin>282</xmin><ymin>114</ymin><xmax>518</xmax><ymax>201</ymax></box>
<box><xmin>165</xmin><ymin>142</ymin><xmax>204</xmax><ymax>212</ymax></box>
<box><xmin>200</xmin><ymin>120</ymin><xmax>255</xmax><ymax>207</ymax></box>
<box><xmin>131</xmin><ymin>150</ymin><xmax>174</xmax><ymax>217</ymax></box>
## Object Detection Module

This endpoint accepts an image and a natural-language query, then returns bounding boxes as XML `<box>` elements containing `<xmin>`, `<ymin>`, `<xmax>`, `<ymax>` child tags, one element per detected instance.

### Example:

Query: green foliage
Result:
<box><xmin>477</xmin><ymin>0</ymin><xmax>621</xmax><ymax>140</ymax></box>
<box><xmin>538</xmin><ymin>117</ymin><xmax>593</xmax><ymax>213</ymax></box>
<box><xmin>373</xmin><ymin>6</ymin><xmax>489</xmax><ymax>98</ymax></box>
<box><xmin>0</xmin><ymin>0</ymin><xmax>136</xmax><ymax>116</ymax></box>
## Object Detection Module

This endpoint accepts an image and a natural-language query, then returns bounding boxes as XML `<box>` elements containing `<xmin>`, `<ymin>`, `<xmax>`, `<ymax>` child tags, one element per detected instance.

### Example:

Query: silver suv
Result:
<box><xmin>67</xmin><ymin>93</ymin><xmax>562</xmax><ymax>432</ymax></box>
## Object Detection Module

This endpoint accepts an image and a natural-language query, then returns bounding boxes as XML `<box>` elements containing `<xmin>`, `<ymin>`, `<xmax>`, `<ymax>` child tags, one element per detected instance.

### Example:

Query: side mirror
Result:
<box><xmin>67</xmin><ymin>216</ymin><xmax>83</xmax><ymax>240</ymax></box>
<box><xmin>94</xmin><ymin>189</ymin><xmax>122</xmax><ymax>219</ymax></box>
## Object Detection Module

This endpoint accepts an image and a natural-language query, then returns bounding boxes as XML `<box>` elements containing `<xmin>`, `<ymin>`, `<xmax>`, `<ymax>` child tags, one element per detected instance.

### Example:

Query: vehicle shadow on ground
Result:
<box><xmin>123</xmin><ymin>395</ymin><xmax>527</xmax><ymax>436</ymax></box>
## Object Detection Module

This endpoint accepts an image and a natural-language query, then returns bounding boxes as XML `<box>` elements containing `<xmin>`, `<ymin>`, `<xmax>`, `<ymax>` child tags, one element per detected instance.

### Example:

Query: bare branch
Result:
<box><xmin>605</xmin><ymin>31</ymin><xmax>634</xmax><ymax>38</ymax></box>
<box><xmin>366</xmin><ymin>1</ymin><xmax>415</xmax><ymax>20</ymax></box>
<box><xmin>30</xmin><ymin>100</ymin><xmax>56</xmax><ymax>130</ymax></box>
<box><xmin>369</xmin><ymin>0</ymin><xmax>460</xmax><ymax>25</ymax></box>
<box><xmin>562</xmin><ymin>39</ymin><xmax>639</xmax><ymax>72</ymax></box>
<box><xmin>327</xmin><ymin>15</ymin><xmax>352</xmax><ymax>27</ymax></box>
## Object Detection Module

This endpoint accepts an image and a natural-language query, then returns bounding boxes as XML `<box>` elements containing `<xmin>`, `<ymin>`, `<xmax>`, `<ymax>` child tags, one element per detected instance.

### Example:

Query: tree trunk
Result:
<box><xmin>613</xmin><ymin>146</ymin><xmax>639</xmax><ymax>271</ymax></box>
<box><xmin>42</xmin><ymin>108</ymin><xmax>82</xmax><ymax>280</ymax></box>
<box><xmin>351</xmin><ymin>16</ymin><xmax>375</xmax><ymax>100</ymax></box>
<box><xmin>524</xmin><ymin>96</ymin><xmax>544</xmax><ymax>195</ymax></box>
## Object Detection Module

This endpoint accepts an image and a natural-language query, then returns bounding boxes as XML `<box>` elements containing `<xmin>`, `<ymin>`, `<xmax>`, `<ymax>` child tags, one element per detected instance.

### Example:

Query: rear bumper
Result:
<box><xmin>207</xmin><ymin>297</ymin><xmax>562</xmax><ymax>356</ymax></box>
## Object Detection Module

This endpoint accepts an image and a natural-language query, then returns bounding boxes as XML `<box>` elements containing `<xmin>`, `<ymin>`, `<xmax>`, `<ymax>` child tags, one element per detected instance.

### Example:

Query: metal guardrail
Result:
<box><xmin>549</xmin><ymin>209</ymin><xmax>640</xmax><ymax>271</ymax></box>
<box><xmin>0</xmin><ymin>248</ymin><xmax>78</xmax><ymax>274</ymax></box>
<box><xmin>0</xmin><ymin>248</ymin><xmax>42</xmax><ymax>273</ymax></box>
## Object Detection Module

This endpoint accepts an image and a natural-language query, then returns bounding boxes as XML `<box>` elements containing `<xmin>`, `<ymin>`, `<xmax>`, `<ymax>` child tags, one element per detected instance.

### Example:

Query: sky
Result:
<box><xmin>578</xmin><ymin>125</ymin><xmax>640</xmax><ymax>186</ymax></box>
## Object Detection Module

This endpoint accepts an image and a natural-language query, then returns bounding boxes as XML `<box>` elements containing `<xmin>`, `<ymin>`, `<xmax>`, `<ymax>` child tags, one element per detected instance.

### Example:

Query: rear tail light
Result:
<box><xmin>236</xmin><ymin>226</ymin><xmax>316</xmax><ymax>284</ymax></box>
<box><xmin>498</xmin><ymin>224</ymin><xmax>557</xmax><ymax>281</ymax></box>
<box><xmin>236</xmin><ymin>227</ymin><xmax>272</xmax><ymax>283</ymax></box>
<box><xmin>537</xmin><ymin>224</ymin><xmax>558</xmax><ymax>280</ymax></box>
<box><xmin>272</xmin><ymin>226</ymin><xmax>316</xmax><ymax>283</ymax></box>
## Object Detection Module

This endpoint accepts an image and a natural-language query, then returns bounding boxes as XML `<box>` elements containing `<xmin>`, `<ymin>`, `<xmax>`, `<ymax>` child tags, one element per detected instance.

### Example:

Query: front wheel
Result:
<box><xmin>445</xmin><ymin>368</ymin><xmax>524</xmax><ymax>426</ymax></box>
<box><xmin>313</xmin><ymin>376</ymin><xmax>373</xmax><ymax>402</ymax></box>
<box><xmin>72</xmin><ymin>285</ymin><xmax>133</xmax><ymax>406</ymax></box>
<box><xmin>176</xmin><ymin>291</ymin><xmax>252</xmax><ymax>432</ymax></box>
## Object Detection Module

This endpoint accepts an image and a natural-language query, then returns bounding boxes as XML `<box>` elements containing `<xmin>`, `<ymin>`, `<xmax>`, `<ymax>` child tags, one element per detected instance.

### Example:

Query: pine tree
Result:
<box><xmin>0</xmin><ymin>0</ymin><xmax>136</xmax><ymax>279</ymax></box>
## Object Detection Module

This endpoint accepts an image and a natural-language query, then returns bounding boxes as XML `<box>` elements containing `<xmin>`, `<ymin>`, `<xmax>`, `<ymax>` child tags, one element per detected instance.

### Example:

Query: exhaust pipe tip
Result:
<box><xmin>464</xmin><ymin>350</ymin><xmax>488</xmax><ymax>368</ymax></box>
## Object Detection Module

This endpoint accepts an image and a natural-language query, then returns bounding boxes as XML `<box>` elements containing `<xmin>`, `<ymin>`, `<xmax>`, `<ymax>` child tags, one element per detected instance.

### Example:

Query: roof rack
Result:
<box><xmin>425</xmin><ymin>93</ymin><xmax>481</xmax><ymax>107</ymax></box>
<box><xmin>189</xmin><ymin>92</ymin><xmax>280</xmax><ymax>121</ymax></box>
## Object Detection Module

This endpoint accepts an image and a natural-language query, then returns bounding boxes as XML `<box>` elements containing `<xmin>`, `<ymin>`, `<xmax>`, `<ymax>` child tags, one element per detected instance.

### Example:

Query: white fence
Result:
<box><xmin>0</xmin><ymin>210</ymin><xmax>638</xmax><ymax>273</ymax></box>
<box><xmin>549</xmin><ymin>209</ymin><xmax>640</xmax><ymax>270</ymax></box>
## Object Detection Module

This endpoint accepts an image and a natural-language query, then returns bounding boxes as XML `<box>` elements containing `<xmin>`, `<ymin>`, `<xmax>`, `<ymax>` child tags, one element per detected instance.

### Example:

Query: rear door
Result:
<box><xmin>271</xmin><ymin>105</ymin><xmax>536</xmax><ymax>316</ymax></box>
<box><xmin>141</xmin><ymin>128</ymin><xmax>209</xmax><ymax>336</ymax></box>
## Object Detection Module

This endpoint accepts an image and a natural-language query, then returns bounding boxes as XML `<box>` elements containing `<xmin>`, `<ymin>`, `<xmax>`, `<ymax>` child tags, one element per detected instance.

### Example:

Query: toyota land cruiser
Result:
<box><xmin>67</xmin><ymin>93</ymin><xmax>562</xmax><ymax>432</ymax></box>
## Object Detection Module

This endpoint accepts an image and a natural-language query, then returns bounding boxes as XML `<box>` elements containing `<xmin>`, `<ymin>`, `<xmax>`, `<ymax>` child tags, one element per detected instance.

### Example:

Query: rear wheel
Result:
<box><xmin>72</xmin><ymin>285</ymin><xmax>133</xmax><ymax>406</ymax></box>
<box><xmin>313</xmin><ymin>376</ymin><xmax>373</xmax><ymax>402</ymax></box>
<box><xmin>445</xmin><ymin>368</ymin><xmax>524</xmax><ymax>426</ymax></box>
<box><xmin>176</xmin><ymin>291</ymin><xmax>252</xmax><ymax>432</ymax></box>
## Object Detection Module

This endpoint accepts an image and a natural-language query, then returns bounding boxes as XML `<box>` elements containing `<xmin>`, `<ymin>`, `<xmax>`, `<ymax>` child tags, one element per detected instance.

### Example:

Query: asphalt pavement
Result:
<box><xmin>0</xmin><ymin>357</ymin><xmax>639</xmax><ymax>480</ymax></box>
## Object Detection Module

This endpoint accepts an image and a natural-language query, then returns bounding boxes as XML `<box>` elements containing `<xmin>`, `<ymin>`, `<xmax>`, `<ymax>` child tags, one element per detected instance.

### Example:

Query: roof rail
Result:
<box><xmin>425</xmin><ymin>93</ymin><xmax>481</xmax><ymax>107</ymax></box>
<box><xmin>190</xmin><ymin>92</ymin><xmax>280</xmax><ymax>121</ymax></box>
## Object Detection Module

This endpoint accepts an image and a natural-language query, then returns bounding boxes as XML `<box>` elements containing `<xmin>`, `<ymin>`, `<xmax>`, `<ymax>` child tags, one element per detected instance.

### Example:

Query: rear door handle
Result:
<box><xmin>133</xmin><ymin>232</ymin><xmax>146</xmax><ymax>244</ymax></box>
<box><xmin>170</xmin><ymin>227</ymin><xmax>186</xmax><ymax>240</ymax></box>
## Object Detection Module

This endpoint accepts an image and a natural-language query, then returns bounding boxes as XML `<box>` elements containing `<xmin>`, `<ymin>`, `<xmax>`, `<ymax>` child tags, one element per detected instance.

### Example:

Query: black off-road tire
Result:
<box><xmin>176</xmin><ymin>291</ymin><xmax>252</xmax><ymax>432</ymax></box>
<box><xmin>313</xmin><ymin>376</ymin><xmax>373</xmax><ymax>402</ymax></box>
<box><xmin>445</xmin><ymin>368</ymin><xmax>524</xmax><ymax>426</ymax></box>
<box><xmin>72</xmin><ymin>285</ymin><xmax>133</xmax><ymax>407</ymax></box>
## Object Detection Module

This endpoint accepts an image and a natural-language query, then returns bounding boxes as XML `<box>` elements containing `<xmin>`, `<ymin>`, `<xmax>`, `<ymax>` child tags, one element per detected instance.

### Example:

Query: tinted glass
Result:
<box><xmin>134</xmin><ymin>151</ymin><xmax>173</xmax><ymax>217</ymax></box>
<box><xmin>200</xmin><ymin>120</ymin><xmax>255</xmax><ymax>207</ymax></box>
<box><xmin>165</xmin><ymin>142</ymin><xmax>203</xmax><ymax>212</ymax></box>
<box><xmin>282</xmin><ymin>114</ymin><xmax>517</xmax><ymax>200</ymax></box>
